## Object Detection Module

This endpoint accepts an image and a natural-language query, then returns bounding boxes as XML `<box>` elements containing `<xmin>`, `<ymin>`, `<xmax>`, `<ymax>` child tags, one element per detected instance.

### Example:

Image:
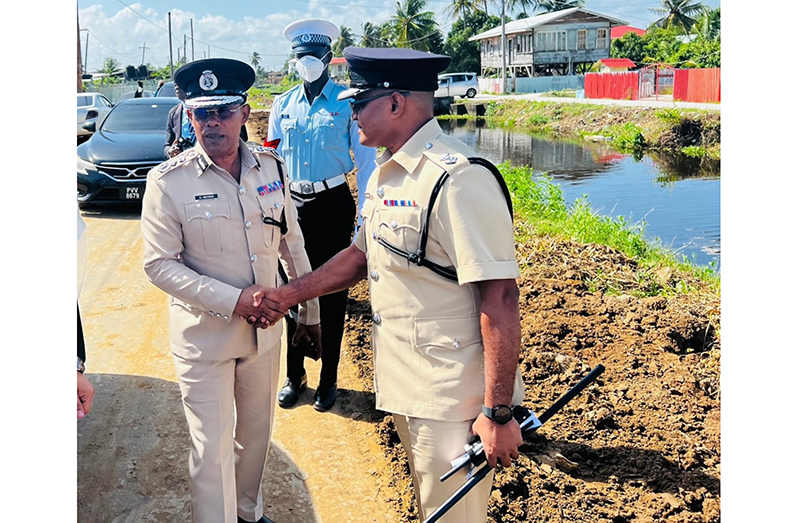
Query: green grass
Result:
<box><xmin>500</xmin><ymin>162</ymin><xmax>719</xmax><ymax>294</ymax></box>
<box><xmin>600</xmin><ymin>122</ymin><xmax>646</xmax><ymax>151</ymax></box>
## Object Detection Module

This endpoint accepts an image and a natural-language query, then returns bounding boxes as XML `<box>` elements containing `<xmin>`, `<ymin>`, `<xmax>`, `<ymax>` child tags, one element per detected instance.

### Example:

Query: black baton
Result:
<box><xmin>422</xmin><ymin>364</ymin><xmax>606</xmax><ymax>523</ymax></box>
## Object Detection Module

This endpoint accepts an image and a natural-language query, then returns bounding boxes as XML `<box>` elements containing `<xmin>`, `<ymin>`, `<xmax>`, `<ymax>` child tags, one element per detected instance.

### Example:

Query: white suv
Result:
<box><xmin>435</xmin><ymin>73</ymin><xmax>479</xmax><ymax>99</ymax></box>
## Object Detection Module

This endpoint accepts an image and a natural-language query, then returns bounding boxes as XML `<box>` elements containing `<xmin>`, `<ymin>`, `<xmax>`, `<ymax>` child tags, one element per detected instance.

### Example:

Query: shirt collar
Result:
<box><xmin>195</xmin><ymin>139</ymin><xmax>254</xmax><ymax>176</ymax></box>
<box><xmin>385</xmin><ymin>118</ymin><xmax>442</xmax><ymax>175</ymax></box>
<box><xmin>299</xmin><ymin>77</ymin><xmax>336</xmax><ymax>103</ymax></box>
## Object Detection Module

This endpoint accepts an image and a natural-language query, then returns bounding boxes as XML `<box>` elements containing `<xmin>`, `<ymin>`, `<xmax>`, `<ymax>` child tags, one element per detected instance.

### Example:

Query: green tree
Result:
<box><xmin>443</xmin><ymin>10</ymin><xmax>502</xmax><ymax>72</ymax></box>
<box><xmin>649</xmin><ymin>0</ymin><xmax>706</xmax><ymax>33</ymax></box>
<box><xmin>360</xmin><ymin>22</ymin><xmax>385</xmax><ymax>47</ymax></box>
<box><xmin>333</xmin><ymin>25</ymin><xmax>356</xmax><ymax>56</ymax></box>
<box><xmin>390</xmin><ymin>0</ymin><xmax>441</xmax><ymax>51</ymax></box>
<box><xmin>250</xmin><ymin>51</ymin><xmax>261</xmax><ymax>69</ymax></box>
<box><xmin>506</xmin><ymin>0</ymin><xmax>539</xmax><ymax>17</ymax></box>
<box><xmin>102</xmin><ymin>57</ymin><xmax>119</xmax><ymax>75</ymax></box>
<box><xmin>611</xmin><ymin>32</ymin><xmax>645</xmax><ymax>65</ymax></box>
<box><xmin>692</xmin><ymin>6</ymin><xmax>720</xmax><ymax>42</ymax></box>
<box><xmin>535</xmin><ymin>0</ymin><xmax>583</xmax><ymax>13</ymax></box>
<box><xmin>445</xmin><ymin>0</ymin><xmax>482</xmax><ymax>21</ymax></box>
<box><xmin>379</xmin><ymin>21</ymin><xmax>397</xmax><ymax>46</ymax></box>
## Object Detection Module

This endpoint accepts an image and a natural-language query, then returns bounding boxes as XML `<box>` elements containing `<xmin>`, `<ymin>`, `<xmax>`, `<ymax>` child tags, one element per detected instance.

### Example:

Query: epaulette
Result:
<box><xmin>247</xmin><ymin>144</ymin><xmax>284</xmax><ymax>163</ymax></box>
<box><xmin>154</xmin><ymin>149</ymin><xmax>200</xmax><ymax>178</ymax></box>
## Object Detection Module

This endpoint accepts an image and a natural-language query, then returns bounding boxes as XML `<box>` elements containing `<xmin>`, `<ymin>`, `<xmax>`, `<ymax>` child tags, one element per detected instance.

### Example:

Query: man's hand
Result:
<box><xmin>168</xmin><ymin>143</ymin><xmax>181</xmax><ymax>158</ymax></box>
<box><xmin>77</xmin><ymin>371</ymin><xmax>95</xmax><ymax>420</ymax></box>
<box><xmin>293</xmin><ymin>323</ymin><xmax>323</xmax><ymax>360</ymax></box>
<box><xmin>471</xmin><ymin>413</ymin><xmax>522</xmax><ymax>468</ymax></box>
<box><xmin>235</xmin><ymin>285</ymin><xmax>287</xmax><ymax>328</ymax></box>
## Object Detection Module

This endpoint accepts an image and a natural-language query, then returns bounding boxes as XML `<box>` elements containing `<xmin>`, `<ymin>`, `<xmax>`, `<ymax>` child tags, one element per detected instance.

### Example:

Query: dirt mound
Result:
<box><xmin>342</xmin><ymin>225</ymin><xmax>720</xmax><ymax>523</ymax></box>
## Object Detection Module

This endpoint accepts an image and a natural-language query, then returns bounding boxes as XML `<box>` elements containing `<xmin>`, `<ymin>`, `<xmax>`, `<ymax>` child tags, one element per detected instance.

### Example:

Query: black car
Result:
<box><xmin>77</xmin><ymin>97</ymin><xmax>180</xmax><ymax>208</ymax></box>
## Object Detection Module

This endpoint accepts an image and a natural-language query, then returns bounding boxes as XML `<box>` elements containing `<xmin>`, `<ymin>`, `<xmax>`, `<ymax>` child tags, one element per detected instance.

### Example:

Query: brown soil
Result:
<box><xmin>341</xmin><ymin>222</ymin><xmax>720</xmax><ymax>523</ymax></box>
<box><xmin>242</xmin><ymin>109</ymin><xmax>721</xmax><ymax>522</ymax></box>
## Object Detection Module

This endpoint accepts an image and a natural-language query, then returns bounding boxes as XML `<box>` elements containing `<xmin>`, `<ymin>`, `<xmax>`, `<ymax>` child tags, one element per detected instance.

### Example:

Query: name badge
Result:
<box><xmin>195</xmin><ymin>193</ymin><xmax>218</xmax><ymax>200</ymax></box>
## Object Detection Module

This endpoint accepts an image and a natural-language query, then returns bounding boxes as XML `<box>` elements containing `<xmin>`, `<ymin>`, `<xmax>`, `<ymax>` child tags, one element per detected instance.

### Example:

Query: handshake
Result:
<box><xmin>234</xmin><ymin>284</ymin><xmax>323</xmax><ymax>359</ymax></box>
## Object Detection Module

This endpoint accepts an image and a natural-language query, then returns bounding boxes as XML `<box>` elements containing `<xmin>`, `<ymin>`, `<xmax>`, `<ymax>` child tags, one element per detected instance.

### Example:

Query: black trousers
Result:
<box><xmin>283</xmin><ymin>183</ymin><xmax>355</xmax><ymax>386</ymax></box>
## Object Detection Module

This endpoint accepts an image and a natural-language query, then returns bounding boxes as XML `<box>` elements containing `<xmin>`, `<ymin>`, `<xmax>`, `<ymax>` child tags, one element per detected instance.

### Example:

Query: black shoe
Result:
<box><xmin>313</xmin><ymin>382</ymin><xmax>337</xmax><ymax>412</ymax></box>
<box><xmin>277</xmin><ymin>373</ymin><xmax>307</xmax><ymax>409</ymax></box>
<box><xmin>237</xmin><ymin>516</ymin><xmax>274</xmax><ymax>523</ymax></box>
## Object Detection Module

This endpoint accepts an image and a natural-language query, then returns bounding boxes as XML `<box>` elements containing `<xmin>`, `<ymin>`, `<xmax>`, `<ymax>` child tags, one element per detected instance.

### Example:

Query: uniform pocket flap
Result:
<box><xmin>185</xmin><ymin>200</ymin><xmax>231</xmax><ymax>221</ymax></box>
<box><xmin>414</xmin><ymin>315</ymin><xmax>482</xmax><ymax>351</ymax></box>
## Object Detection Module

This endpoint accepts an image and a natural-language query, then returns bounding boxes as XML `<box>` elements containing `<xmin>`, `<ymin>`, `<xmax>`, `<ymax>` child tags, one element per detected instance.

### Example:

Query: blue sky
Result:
<box><xmin>77</xmin><ymin>0</ymin><xmax>720</xmax><ymax>73</ymax></box>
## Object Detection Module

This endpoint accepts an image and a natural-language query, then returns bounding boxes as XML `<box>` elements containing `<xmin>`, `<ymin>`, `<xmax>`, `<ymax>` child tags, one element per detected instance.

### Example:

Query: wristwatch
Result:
<box><xmin>77</xmin><ymin>357</ymin><xmax>86</xmax><ymax>374</ymax></box>
<box><xmin>482</xmin><ymin>404</ymin><xmax>514</xmax><ymax>425</ymax></box>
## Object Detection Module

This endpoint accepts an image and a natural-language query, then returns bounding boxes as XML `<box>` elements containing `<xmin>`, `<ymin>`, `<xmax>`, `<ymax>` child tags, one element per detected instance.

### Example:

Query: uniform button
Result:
<box><xmin>425</xmin><ymin>142</ymin><xmax>433</xmax><ymax>149</ymax></box>
<box><xmin>453</xmin><ymin>341</ymin><xmax>461</xmax><ymax>349</ymax></box>
<box><xmin>305</xmin><ymin>139</ymin><xmax>310</xmax><ymax>144</ymax></box>
<box><xmin>215</xmin><ymin>312</ymin><xmax>221</xmax><ymax>317</ymax></box>
<box><xmin>371</xmin><ymin>231</ymin><xmax>377</xmax><ymax>240</ymax></box>
<box><xmin>376</xmin><ymin>188</ymin><xmax>385</xmax><ymax>198</ymax></box>
<box><xmin>209</xmin><ymin>310</ymin><xmax>215</xmax><ymax>315</ymax></box>
<box><xmin>245</xmin><ymin>220</ymin><xmax>252</xmax><ymax>229</ymax></box>
<box><xmin>223</xmin><ymin>315</ymin><xmax>229</xmax><ymax>320</ymax></box>
<box><xmin>274</xmin><ymin>202</ymin><xmax>281</xmax><ymax>208</ymax></box>
<box><xmin>205</xmin><ymin>212</ymin><xmax>213</xmax><ymax>218</ymax></box>
<box><xmin>390</xmin><ymin>220</ymin><xmax>398</xmax><ymax>229</ymax></box>
<box><xmin>330</xmin><ymin>123</ymin><xmax>335</xmax><ymax>127</ymax></box>
<box><xmin>304</xmin><ymin>162</ymin><xmax>309</xmax><ymax>167</ymax></box>
<box><xmin>239</xmin><ymin>186</ymin><xmax>246</xmax><ymax>195</ymax></box>
<box><xmin>370</xmin><ymin>270</ymin><xmax>379</xmax><ymax>281</ymax></box>
<box><xmin>250</xmin><ymin>255</ymin><xmax>258</xmax><ymax>263</ymax></box>
<box><xmin>373</xmin><ymin>313</ymin><xmax>382</xmax><ymax>325</ymax></box>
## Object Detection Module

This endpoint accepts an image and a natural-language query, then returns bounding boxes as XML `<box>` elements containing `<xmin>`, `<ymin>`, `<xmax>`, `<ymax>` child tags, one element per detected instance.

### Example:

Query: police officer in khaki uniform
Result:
<box><xmin>251</xmin><ymin>47</ymin><xmax>526</xmax><ymax>523</ymax></box>
<box><xmin>140</xmin><ymin>58</ymin><xmax>320</xmax><ymax>523</ymax></box>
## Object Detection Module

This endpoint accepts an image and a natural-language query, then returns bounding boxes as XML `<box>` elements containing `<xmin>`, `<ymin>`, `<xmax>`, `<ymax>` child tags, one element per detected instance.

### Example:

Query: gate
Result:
<box><xmin>639</xmin><ymin>64</ymin><xmax>675</xmax><ymax>100</ymax></box>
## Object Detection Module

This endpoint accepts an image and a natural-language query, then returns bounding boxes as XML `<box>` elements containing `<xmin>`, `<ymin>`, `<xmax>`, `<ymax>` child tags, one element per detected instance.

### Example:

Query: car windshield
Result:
<box><xmin>101</xmin><ymin>102</ymin><xmax>177</xmax><ymax>132</ymax></box>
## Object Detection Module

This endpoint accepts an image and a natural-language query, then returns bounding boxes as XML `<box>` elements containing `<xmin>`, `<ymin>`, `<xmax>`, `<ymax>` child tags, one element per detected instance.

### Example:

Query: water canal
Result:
<box><xmin>439</xmin><ymin>118</ymin><xmax>721</xmax><ymax>270</ymax></box>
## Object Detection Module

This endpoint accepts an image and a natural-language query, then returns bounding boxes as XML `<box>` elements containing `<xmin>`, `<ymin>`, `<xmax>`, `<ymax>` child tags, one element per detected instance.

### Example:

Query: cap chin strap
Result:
<box><xmin>375</xmin><ymin>157</ymin><xmax>513</xmax><ymax>282</ymax></box>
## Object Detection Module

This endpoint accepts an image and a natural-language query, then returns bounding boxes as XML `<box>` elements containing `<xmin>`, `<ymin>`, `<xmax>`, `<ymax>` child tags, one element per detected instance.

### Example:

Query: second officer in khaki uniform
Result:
<box><xmin>141</xmin><ymin>58</ymin><xmax>320</xmax><ymax>523</ymax></box>
<box><xmin>251</xmin><ymin>48</ymin><xmax>526</xmax><ymax>523</ymax></box>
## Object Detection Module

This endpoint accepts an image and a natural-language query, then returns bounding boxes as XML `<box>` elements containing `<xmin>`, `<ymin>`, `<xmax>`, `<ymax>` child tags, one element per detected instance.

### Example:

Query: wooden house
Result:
<box><xmin>469</xmin><ymin>7</ymin><xmax>627</xmax><ymax>77</ymax></box>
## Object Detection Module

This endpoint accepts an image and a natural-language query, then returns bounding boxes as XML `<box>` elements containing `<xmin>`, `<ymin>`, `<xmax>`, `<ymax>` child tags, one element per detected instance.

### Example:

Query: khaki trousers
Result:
<box><xmin>173</xmin><ymin>348</ymin><xmax>279</xmax><ymax>523</ymax></box>
<box><xmin>393</xmin><ymin>415</ymin><xmax>495</xmax><ymax>523</ymax></box>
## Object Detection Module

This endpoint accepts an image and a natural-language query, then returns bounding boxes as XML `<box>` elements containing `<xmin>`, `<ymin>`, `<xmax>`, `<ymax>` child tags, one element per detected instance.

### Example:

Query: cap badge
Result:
<box><xmin>199</xmin><ymin>70</ymin><xmax>219</xmax><ymax>91</ymax></box>
<box><xmin>301</xmin><ymin>33</ymin><xmax>311</xmax><ymax>43</ymax></box>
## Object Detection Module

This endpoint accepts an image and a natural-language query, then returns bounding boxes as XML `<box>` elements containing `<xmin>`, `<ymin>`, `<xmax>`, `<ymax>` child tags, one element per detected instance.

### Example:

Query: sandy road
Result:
<box><xmin>77</xmin><ymin>206</ymin><xmax>398</xmax><ymax>523</ymax></box>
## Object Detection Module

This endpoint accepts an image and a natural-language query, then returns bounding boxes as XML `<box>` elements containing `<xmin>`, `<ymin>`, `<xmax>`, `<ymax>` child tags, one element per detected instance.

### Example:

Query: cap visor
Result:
<box><xmin>337</xmin><ymin>87</ymin><xmax>369</xmax><ymax>101</ymax></box>
<box><xmin>184</xmin><ymin>95</ymin><xmax>245</xmax><ymax>109</ymax></box>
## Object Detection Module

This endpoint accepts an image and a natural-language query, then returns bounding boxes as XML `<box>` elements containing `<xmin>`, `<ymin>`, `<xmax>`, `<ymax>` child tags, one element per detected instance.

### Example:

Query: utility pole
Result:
<box><xmin>84</xmin><ymin>32</ymin><xmax>89</xmax><ymax>75</ymax></box>
<box><xmin>168</xmin><ymin>12</ymin><xmax>174</xmax><ymax>78</ymax></box>
<box><xmin>77</xmin><ymin>9</ymin><xmax>83</xmax><ymax>92</ymax></box>
<box><xmin>139</xmin><ymin>42</ymin><xmax>149</xmax><ymax>65</ymax></box>
<box><xmin>501</xmin><ymin>0</ymin><xmax>506</xmax><ymax>94</ymax></box>
<box><xmin>190</xmin><ymin>19</ymin><xmax>195</xmax><ymax>61</ymax></box>
<box><xmin>183</xmin><ymin>34</ymin><xmax>187</xmax><ymax>64</ymax></box>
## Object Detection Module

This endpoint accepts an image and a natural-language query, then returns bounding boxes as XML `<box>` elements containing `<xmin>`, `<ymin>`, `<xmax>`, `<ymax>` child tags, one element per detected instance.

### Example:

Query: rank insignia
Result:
<box><xmin>258</xmin><ymin>180</ymin><xmax>284</xmax><ymax>196</ymax></box>
<box><xmin>384</xmin><ymin>199</ymin><xmax>416</xmax><ymax>207</ymax></box>
<box><xmin>440</xmin><ymin>152</ymin><xmax>458</xmax><ymax>165</ymax></box>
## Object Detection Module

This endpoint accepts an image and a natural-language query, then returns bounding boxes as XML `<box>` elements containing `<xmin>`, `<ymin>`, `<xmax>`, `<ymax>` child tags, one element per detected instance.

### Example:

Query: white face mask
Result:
<box><xmin>294</xmin><ymin>52</ymin><xmax>329</xmax><ymax>83</ymax></box>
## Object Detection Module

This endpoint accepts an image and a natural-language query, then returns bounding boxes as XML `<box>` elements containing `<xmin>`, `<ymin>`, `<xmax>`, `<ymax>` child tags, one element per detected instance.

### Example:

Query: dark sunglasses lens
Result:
<box><xmin>195</xmin><ymin>106</ymin><xmax>237</xmax><ymax>120</ymax></box>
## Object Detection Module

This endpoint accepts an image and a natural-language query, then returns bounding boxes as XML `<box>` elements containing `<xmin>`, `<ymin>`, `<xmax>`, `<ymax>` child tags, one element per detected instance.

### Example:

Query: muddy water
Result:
<box><xmin>439</xmin><ymin>119</ymin><xmax>721</xmax><ymax>270</ymax></box>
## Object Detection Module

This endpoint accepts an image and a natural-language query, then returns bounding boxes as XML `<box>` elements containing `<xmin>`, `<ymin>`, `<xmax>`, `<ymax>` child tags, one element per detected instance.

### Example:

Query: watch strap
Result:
<box><xmin>77</xmin><ymin>357</ymin><xmax>86</xmax><ymax>373</ymax></box>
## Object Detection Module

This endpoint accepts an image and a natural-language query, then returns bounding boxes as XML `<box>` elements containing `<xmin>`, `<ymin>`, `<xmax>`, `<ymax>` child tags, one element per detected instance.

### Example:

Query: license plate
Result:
<box><xmin>126</xmin><ymin>186</ymin><xmax>141</xmax><ymax>200</ymax></box>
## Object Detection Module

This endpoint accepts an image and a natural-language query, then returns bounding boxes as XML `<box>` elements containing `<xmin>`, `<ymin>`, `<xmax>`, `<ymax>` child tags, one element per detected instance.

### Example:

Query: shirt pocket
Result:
<box><xmin>184</xmin><ymin>200</ymin><xmax>234</xmax><ymax>256</ymax></box>
<box><xmin>256</xmin><ymin>192</ymin><xmax>284</xmax><ymax>250</ymax></box>
<box><xmin>375</xmin><ymin>207</ymin><xmax>422</xmax><ymax>273</ymax></box>
<box><xmin>315</xmin><ymin>114</ymin><xmax>348</xmax><ymax>153</ymax></box>
<box><xmin>280</xmin><ymin>117</ymin><xmax>299</xmax><ymax>150</ymax></box>
<box><xmin>414</xmin><ymin>315</ymin><xmax>482</xmax><ymax>353</ymax></box>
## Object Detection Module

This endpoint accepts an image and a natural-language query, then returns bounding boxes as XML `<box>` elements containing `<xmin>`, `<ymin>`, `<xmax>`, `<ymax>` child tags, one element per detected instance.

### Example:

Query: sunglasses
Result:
<box><xmin>191</xmin><ymin>104</ymin><xmax>245</xmax><ymax>122</ymax></box>
<box><xmin>349</xmin><ymin>91</ymin><xmax>410</xmax><ymax>115</ymax></box>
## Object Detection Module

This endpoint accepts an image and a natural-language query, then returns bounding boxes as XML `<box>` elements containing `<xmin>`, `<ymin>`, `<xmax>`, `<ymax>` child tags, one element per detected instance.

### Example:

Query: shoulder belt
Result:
<box><xmin>376</xmin><ymin>157</ymin><xmax>513</xmax><ymax>282</ymax></box>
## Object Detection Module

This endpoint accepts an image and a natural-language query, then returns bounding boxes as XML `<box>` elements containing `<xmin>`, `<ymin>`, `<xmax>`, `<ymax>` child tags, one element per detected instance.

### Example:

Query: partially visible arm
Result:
<box><xmin>266</xmin><ymin>98</ymin><xmax>283</xmax><ymax>154</ymax></box>
<box><xmin>164</xmin><ymin>107</ymin><xmax>178</xmax><ymax>157</ymax></box>
<box><xmin>350</xmin><ymin>117</ymin><xmax>377</xmax><ymax>218</ymax></box>
<box><xmin>471</xmin><ymin>278</ymin><xmax>523</xmax><ymax>468</ymax></box>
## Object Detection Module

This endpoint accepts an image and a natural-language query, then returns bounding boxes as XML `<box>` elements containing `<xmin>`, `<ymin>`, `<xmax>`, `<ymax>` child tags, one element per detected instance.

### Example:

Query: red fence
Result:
<box><xmin>673</xmin><ymin>68</ymin><xmax>720</xmax><ymax>103</ymax></box>
<box><xmin>585</xmin><ymin>72</ymin><xmax>639</xmax><ymax>100</ymax></box>
<box><xmin>585</xmin><ymin>68</ymin><xmax>721</xmax><ymax>103</ymax></box>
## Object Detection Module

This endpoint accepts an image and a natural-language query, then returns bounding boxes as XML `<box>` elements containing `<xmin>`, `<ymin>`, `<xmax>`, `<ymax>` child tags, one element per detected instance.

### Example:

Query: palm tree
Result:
<box><xmin>535</xmin><ymin>0</ymin><xmax>583</xmax><ymax>13</ymax></box>
<box><xmin>649</xmin><ymin>0</ymin><xmax>706</xmax><ymax>33</ymax></box>
<box><xmin>692</xmin><ymin>6</ymin><xmax>720</xmax><ymax>41</ymax></box>
<box><xmin>390</xmin><ymin>0</ymin><xmax>440</xmax><ymax>51</ymax></box>
<box><xmin>250</xmin><ymin>51</ymin><xmax>261</xmax><ymax>69</ymax></box>
<box><xmin>506</xmin><ymin>0</ymin><xmax>539</xmax><ymax>17</ymax></box>
<box><xmin>332</xmin><ymin>25</ymin><xmax>356</xmax><ymax>56</ymax></box>
<box><xmin>360</xmin><ymin>22</ymin><xmax>384</xmax><ymax>47</ymax></box>
<box><xmin>445</xmin><ymin>0</ymin><xmax>482</xmax><ymax>21</ymax></box>
<box><xmin>102</xmin><ymin>57</ymin><xmax>119</xmax><ymax>76</ymax></box>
